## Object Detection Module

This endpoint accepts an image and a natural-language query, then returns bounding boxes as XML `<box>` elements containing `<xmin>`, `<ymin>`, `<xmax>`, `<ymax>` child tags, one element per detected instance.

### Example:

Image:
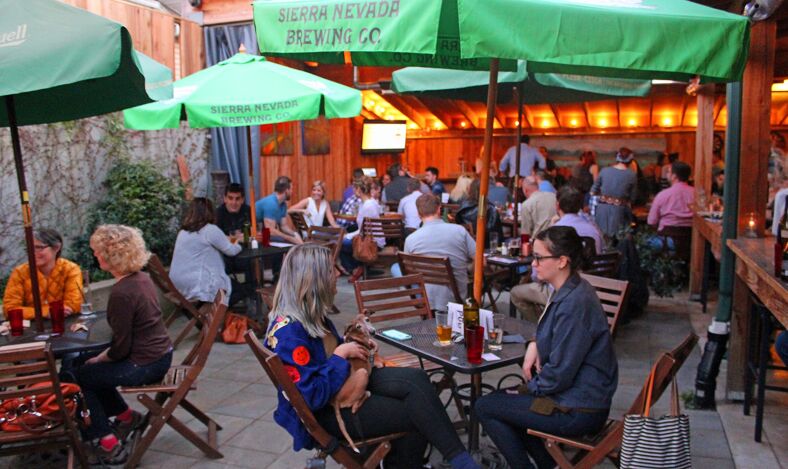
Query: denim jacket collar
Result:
<box><xmin>548</xmin><ymin>273</ymin><xmax>583</xmax><ymax>305</ymax></box>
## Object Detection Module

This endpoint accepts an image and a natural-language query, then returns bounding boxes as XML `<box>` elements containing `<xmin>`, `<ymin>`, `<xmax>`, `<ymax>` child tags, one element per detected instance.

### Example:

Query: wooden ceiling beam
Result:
<box><xmin>548</xmin><ymin>104</ymin><xmax>561</xmax><ymax>129</ymax></box>
<box><xmin>494</xmin><ymin>108</ymin><xmax>507</xmax><ymax>129</ymax></box>
<box><xmin>679</xmin><ymin>94</ymin><xmax>689</xmax><ymax>127</ymax></box>
<box><xmin>615</xmin><ymin>100</ymin><xmax>622</xmax><ymax>128</ymax></box>
<box><xmin>450</xmin><ymin>99</ymin><xmax>480</xmax><ymax>128</ymax></box>
<box><xmin>379</xmin><ymin>92</ymin><xmax>427</xmax><ymax>129</ymax></box>
<box><xmin>419</xmin><ymin>96</ymin><xmax>453</xmax><ymax>129</ymax></box>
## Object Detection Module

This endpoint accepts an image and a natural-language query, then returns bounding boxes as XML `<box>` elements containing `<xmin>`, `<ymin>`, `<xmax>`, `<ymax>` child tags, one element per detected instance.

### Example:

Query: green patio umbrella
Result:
<box><xmin>392</xmin><ymin>61</ymin><xmax>653</xmax><ymax>228</ymax></box>
<box><xmin>136</xmin><ymin>51</ymin><xmax>174</xmax><ymax>101</ymax></box>
<box><xmin>123</xmin><ymin>52</ymin><xmax>362</xmax><ymax>230</ymax></box>
<box><xmin>0</xmin><ymin>0</ymin><xmax>156</xmax><ymax>332</ymax></box>
<box><xmin>253</xmin><ymin>0</ymin><xmax>751</xmax><ymax>303</ymax></box>
<box><xmin>391</xmin><ymin>61</ymin><xmax>652</xmax><ymax>103</ymax></box>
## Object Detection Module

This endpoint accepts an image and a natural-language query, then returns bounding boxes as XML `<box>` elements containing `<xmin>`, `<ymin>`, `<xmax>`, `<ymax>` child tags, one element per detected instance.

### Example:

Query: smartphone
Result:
<box><xmin>380</xmin><ymin>329</ymin><xmax>412</xmax><ymax>341</ymax></box>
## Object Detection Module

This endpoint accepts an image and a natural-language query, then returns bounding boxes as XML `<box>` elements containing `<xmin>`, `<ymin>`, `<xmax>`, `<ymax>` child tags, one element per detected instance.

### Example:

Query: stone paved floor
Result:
<box><xmin>2</xmin><ymin>282</ymin><xmax>785</xmax><ymax>468</ymax></box>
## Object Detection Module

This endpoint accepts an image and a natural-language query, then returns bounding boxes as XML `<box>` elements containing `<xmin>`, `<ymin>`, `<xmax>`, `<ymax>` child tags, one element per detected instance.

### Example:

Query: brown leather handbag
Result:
<box><xmin>0</xmin><ymin>382</ymin><xmax>88</xmax><ymax>432</ymax></box>
<box><xmin>352</xmin><ymin>235</ymin><xmax>378</xmax><ymax>263</ymax></box>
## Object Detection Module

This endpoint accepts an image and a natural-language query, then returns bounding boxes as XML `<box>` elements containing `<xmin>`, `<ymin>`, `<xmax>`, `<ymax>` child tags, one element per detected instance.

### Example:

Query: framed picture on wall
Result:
<box><xmin>301</xmin><ymin>117</ymin><xmax>331</xmax><ymax>155</ymax></box>
<box><xmin>260</xmin><ymin>122</ymin><xmax>295</xmax><ymax>156</ymax></box>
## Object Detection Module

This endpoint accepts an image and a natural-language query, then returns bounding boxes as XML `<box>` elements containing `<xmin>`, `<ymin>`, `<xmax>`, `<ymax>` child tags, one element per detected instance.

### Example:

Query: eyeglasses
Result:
<box><xmin>34</xmin><ymin>244</ymin><xmax>50</xmax><ymax>251</ymax></box>
<box><xmin>531</xmin><ymin>254</ymin><xmax>561</xmax><ymax>265</ymax></box>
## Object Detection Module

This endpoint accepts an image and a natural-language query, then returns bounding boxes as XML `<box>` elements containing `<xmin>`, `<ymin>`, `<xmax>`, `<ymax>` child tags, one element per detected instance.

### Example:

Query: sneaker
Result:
<box><xmin>85</xmin><ymin>439</ymin><xmax>128</xmax><ymax>467</ymax></box>
<box><xmin>112</xmin><ymin>410</ymin><xmax>144</xmax><ymax>442</ymax></box>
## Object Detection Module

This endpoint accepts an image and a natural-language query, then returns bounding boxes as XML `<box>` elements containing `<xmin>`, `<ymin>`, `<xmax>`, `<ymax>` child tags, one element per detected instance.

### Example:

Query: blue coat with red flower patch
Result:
<box><xmin>265</xmin><ymin>315</ymin><xmax>350</xmax><ymax>451</ymax></box>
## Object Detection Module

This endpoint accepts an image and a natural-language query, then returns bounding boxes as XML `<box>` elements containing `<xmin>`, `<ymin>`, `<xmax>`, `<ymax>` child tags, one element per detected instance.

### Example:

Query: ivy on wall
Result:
<box><xmin>0</xmin><ymin>113</ymin><xmax>209</xmax><ymax>278</ymax></box>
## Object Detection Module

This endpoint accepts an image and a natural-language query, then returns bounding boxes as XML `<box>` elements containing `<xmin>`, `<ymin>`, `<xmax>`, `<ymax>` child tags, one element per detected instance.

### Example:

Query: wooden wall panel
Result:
<box><xmin>62</xmin><ymin>0</ymin><xmax>203</xmax><ymax>79</ymax></box>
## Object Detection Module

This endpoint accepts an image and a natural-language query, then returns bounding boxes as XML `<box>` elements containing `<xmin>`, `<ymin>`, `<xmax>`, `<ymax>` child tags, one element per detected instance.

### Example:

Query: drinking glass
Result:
<box><xmin>7</xmin><ymin>309</ymin><xmax>23</xmax><ymax>336</ymax></box>
<box><xmin>49</xmin><ymin>300</ymin><xmax>65</xmax><ymax>335</ymax></box>
<box><xmin>80</xmin><ymin>303</ymin><xmax>94</xmax><ymax>315</ymax></box>
<box><xmin>488</xmin><ymin>314</ymin><xmax>504</xmax><ymax>351</ymax></box>
<box><xmin>434</xmin><ymin>311</ymin><xmax>452</xmax><ymax>346</ymax></box>
<box><xmin>261</xmin><ymin>227</ymin><xmax>271</xmax><ymax>247</ymax></box>
<box><xmin>489</xmin><ymin>232</ymin><xmax>499</xmax><ymax>253</ymax></box>
<box><xmin>508</xmin><ymin>238</ymin><xmax>521</xmax><ymax>257</ymax></box>
<box><xmin>465</xmin><ymin>326</ymin><xmax>484</xmax><ymax>364</ymax></box>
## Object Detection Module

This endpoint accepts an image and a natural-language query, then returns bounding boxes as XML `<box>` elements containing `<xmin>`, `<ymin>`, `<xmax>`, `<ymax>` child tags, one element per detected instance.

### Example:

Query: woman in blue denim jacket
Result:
<box><xmin>265</xmin><ymin>244</ymin><xmax>479</xmax><ymax>469</ymax></box>
<box><xmin>476</xmin><ymin>226</ymin><xmax>618</xmax><ymax>469</ymax></box>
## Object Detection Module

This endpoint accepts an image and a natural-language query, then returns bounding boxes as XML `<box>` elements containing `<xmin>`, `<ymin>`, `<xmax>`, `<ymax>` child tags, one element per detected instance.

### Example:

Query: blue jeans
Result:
<box><xmin>340</xmin><ymin>238</ymin><xmax>360</xmax><ymax>272</ymax></box>
<box><xmin>67</xmin><ymin>350</ymin><xmax>173</xmax><ymax>439</ymax></box>
<box><xmin>475</xmin><ymin>392</ymin><xmax>609</xmax><ymax>469</ymax></box>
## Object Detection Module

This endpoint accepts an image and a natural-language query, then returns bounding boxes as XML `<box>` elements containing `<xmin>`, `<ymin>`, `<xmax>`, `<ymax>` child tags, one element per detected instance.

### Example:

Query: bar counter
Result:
<box><xmin>727</xmin><ymin>237</ymin><xmax>788</xmax><ymax>328</ymax></box>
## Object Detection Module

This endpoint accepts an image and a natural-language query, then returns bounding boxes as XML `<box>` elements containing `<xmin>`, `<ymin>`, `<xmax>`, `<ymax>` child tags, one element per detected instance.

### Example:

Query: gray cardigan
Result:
<box><xmin>527</xmin><ymin>273</ymin><xmax>618</xmax><ymax>410</ymax></box>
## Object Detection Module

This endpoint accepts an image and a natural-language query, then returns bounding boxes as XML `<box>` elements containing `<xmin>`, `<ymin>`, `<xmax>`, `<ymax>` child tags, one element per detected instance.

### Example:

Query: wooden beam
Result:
<box><xmin>728</xmin><ymin>18</ymin><xmax>777</xmax><ymax>398</ymax></box>
<box><xmin>380</xmin><ymin>93</ymin><xmax>427</xmax><ymax>129</ymax></box>
<box><xmin>679</xmin><ymin>94</ymin><xmax>689</xmax><ymax>127</ymax></box>
<box><xmin>493</xmin><ymin>108</ymin><xmax>506</xmax><ymax>129</ymax></box>
<box><xmin>582</xmin><ymin>102</ymin><xmax>591</xmax><ymax>129</ymax></box>
<box><xmin>451</xmin><ymin>99</ymin><xmax>480</xmax><ymax>128</ymax></box>
<box><xmin>615</xmin><ymin>100</ymin><xmax>622</xmax><ymax>129</ymax></box>
<box><xmin>690</xmin><ymin>84</ymin><xmax>716</xmax><ymax>295</ymax></box>
<box><xmin>419</xmin><ymin>97</ymin><xmax>453</xmax><ymax>129</ymax></box>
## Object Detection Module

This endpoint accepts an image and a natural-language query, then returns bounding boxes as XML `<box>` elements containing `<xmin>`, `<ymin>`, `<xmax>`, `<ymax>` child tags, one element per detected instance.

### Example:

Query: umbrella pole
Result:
<box><xmin>5</xmin><ymin>96</ymin><xmax>45</xmax><ymax>333</ymax></box>
<box><xmin>512</xmin><ymin>83</ymin><xmax>523</xmax><ymax>236</ymax></box>
<box><xmin>473</xmin><ymin>59</ymin><xmax>500</xmax><ymax>302</ymax></box>
<box><xmin>245</xmin><ymin>126</ymin><xmax>258</xmax><ymax>232</ymax></box>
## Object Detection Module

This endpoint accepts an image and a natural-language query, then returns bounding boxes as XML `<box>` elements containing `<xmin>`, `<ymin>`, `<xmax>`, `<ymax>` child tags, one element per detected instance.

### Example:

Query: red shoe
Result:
<box><xmin>348</xmin><ymin>267</ymin><xmax>364</xmax><ymax>283</ymax></box>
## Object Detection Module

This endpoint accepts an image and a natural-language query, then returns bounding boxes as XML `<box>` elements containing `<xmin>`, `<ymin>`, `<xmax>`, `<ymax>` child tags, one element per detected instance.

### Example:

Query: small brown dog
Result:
<box><xmin>331</xmin><ymin>313</ymin><xmax>383</xmax><ymax>453</ymax></box>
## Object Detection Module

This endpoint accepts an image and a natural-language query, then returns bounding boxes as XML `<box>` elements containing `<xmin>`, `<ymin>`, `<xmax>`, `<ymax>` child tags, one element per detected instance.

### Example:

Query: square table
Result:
<box><xmin>375</xmin><ymin>317</ymin><xmax>536</xmax><ymax>451</ymax></box>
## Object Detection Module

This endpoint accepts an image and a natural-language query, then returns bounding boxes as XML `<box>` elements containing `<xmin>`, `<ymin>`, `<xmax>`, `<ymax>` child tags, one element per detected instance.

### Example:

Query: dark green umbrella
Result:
<box><xmin>0</xmin><ymin>0</ymin><xmax>156</xmax><ymax>331</ymax></box>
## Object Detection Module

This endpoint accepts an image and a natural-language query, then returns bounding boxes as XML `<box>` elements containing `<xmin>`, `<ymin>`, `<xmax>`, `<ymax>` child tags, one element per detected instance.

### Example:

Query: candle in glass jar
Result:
<box><xmin>744</xmin><ymin>212</ymin><xmax>758</xmax><ymax>237</ymax></box>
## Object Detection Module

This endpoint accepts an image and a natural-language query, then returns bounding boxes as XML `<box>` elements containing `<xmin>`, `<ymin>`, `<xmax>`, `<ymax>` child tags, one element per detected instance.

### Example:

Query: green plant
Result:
<box><xmin>70</xmin><ymin>159</ymin><xmax>184</xmax><ymax>280</ymax></box>
<box><xmin>630</xmin><ymin>226</ymin><xmax>687</xmax><ymax>297</ymax></box>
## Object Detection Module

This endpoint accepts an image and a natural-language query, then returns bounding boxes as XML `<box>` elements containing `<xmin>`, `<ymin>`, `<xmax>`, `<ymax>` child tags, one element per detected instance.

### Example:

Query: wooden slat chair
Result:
<box><xmin>0</xmin><ymin>342</ymin><xmax>88</xmax><ymax>469</ymax></box>
<box><xmin>289</xmin><ymin>211</ymin><xmax>310</xmax><ymax>239</ymax></box>
<box><xmin>527</xmin><ymin>333</ymin><xmax>699</xmax><ymax>469</ymax></box>
<box><xmin>384</xmin><ymin>200</ymin><xmax>399</xmax><ymax>213</ymax></box>
<box><xmin>397</xmin><ymin>252</ymin><xmax>463</xmax><ymax>306</ymax></box>
<box><xmin>146</xmin><ymin>254</ymin><xmax>205</xmax><ymax>349</ymax></box>
<box><xmin>307</xmin><ymin>225</ymin><xmax>346</xmax><ymax>268</ymax></box>
<box><xmin>244</xmin><ymin>331</ymin><xmax>406</xmax><ymax>468</ymax></box>
<box><xmin>360</xmin><ymin>217</ymin><xmax>405</xmax><ymax>279</ymax></box>
<box><xmin>583</xmin><ymin>251</ymin><xmax>622</xmax><ymax>279</ymax></box>
<box><xmin>354</xmin><ymin>275</ymin><xmax>467</xmax><ymax>424</ymax></box>
<box><xmin>120</xmin><ymin>290</ymin><xmax>228</xmax><ymax>468</ymax></box>
<box><xmin>580</xmin><ymin>273</ymin><xmax>631</xmax><ymax>337</ymax></box>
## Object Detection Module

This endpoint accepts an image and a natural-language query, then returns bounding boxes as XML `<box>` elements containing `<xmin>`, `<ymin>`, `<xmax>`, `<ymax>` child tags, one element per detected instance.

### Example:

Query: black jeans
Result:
<box><xmin>475</xmin><ymin>392</ymin><xmax>609</xmax><ymax>469</ymax></box>
<box><xmin>63</xmin><ymin>350</ymin><xmax>173</xmax><ymax>439</ymax></box>
<box><xmin>315</xmin><ymin>367</ymin><xmax>466</xmax><ymax>469</ymax></box>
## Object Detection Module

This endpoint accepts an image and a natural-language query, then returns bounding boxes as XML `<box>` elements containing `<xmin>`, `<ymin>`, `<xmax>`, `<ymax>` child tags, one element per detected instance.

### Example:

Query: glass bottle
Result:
<box><xmin>462</xmin><ymin>296</ymin><xmax>480</xmax><ymax>330</ymax></box>
<box><xmin>242</xmin><ymin>222</ymin><xmax>251</xmax><ymax>246</ymax></box>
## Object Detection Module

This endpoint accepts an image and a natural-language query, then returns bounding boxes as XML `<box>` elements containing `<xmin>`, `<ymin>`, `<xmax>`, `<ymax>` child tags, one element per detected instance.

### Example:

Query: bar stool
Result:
<box><xmin>743</xmin><ymin>297</ymin><xmax>788</xmax><ymax>442</ymax></box>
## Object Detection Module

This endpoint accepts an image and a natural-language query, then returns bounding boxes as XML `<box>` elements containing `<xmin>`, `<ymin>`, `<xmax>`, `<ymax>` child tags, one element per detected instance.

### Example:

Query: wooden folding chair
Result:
<box><xmin>527</xmin><ymin>333</ymin><xmax>699</xmax><ymax>469</ymax></box>
<box><xmin>580</xmin><ymin>273</ymin><xmax>631</xmax><ymax>337</ymax></box>
<box><xmin>289</xmin><ymin>211</ymin><xmax>310</xmax><ymax>238</ymax></box>
<box><xmin>120</xmin><ymin>290</ymin><xmax>228</xmax><ymax>468</ymax></box>
<box><xmin>0</xmin><ymin>342</ymin><xmax>89</xmax><ymax>469</ymax></box>
<box><xmin>307</xmin><ymin>225</ymin><xmax>346</xmax><ymax>268</ymax></box>
<box><xmin>583</xmin><ymin>251</ymin><xmax>622</xmax><ymax>278</ymax></box>
<box><xmin>354</xmin><ymin>274</ymin><xmax>467</xmax><ymax>424</ymax></box>
<box><xmin>244</xmin><ymin>331</ymin><xmax>406</xmax><ymax>469</ymax></box>
<box><xmin>360</xmin><ymin>217</ymin><xmax>405</xmax><ymax>279</ymax></box>
<box><xmin>145</xmin><ymin>254</ymin><xmax>205</xmax><ymax>349</ymax></box>
<box><xmin>397</xmin><ymin>252</ymin><xmax>463</xmax><ymax>305</ymax></box>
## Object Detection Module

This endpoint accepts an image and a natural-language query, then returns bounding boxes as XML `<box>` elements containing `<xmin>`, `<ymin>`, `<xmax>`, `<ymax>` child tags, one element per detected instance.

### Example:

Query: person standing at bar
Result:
<box><xmin>590</xmin><ymin>149</ymin><xmax>638</xmax><ymax>238</ymax></box>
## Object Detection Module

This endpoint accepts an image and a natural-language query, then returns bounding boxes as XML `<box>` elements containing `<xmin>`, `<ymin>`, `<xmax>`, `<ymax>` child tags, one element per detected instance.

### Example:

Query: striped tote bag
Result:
<box><xmin>620</xmin><ymin>369</ymin><xmax>691</xmax><ymax>469</ymax></box>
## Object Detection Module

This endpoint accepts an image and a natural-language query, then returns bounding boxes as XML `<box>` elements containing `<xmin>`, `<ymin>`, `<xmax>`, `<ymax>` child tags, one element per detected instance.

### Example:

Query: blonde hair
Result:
<box><xmin>90</xmin><ymin>224</ymin><xmax>151</xmax><ymax>275</ymax></box>
<box><xmin>450</xmin><ymin>174</ymin><xmax>475</xmax><ymax>202</ymax></box>
<box><xmin>311</xmin><ymin>180</ymin><xmax>327</xmax><ymax>199</ymax></box>
<box><xmin>270</xmin><ymin>244</ymin><xmax>335</xmax><ymax>338</ymax></box>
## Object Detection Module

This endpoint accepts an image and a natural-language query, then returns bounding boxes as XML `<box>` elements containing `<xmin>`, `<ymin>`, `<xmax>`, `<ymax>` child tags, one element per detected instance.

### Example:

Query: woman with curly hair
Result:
<box><xmin>69</xmin><ymin>224</ymin><xmax>173</xmax><ymax>465</ymax></box>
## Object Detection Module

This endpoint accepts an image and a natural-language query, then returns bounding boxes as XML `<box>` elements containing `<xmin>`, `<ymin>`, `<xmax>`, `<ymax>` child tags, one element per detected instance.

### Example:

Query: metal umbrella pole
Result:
<box><xmin>5</xmin><ymin>95</ymin><xmax>45</xmax><ymax>332</ymax></box>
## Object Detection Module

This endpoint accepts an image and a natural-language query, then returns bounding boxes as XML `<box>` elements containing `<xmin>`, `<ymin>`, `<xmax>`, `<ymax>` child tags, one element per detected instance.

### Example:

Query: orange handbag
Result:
<box><xmin>222</xmin><ymin>313</ymin><xmax>248</xmax><ymax>344</ymax></box>
<box><xmin>0</xmin><ymin>382</ymin><xmax>88</xmax><ymax>432</ymax></box>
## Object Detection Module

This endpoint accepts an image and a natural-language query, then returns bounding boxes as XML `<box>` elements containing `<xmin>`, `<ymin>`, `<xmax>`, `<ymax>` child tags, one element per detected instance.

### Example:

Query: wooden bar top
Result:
<box><xmin>727</xmin><ymin>237</ymin><xmax>788</xmax><ymax>328</ymax></box>
<box><xmin>693</xmin><ymin>213</ymin><xmax>723</xmax><ymax>261</ymax></box>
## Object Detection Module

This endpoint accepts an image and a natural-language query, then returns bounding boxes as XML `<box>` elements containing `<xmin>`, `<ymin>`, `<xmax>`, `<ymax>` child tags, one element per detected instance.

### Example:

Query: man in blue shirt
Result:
<box><xmin>535</xmin><ymin>170</ymin><xmax>557</xmax><ymax>194</ymax></box>
<box><xmin>424</xmin><ymin>166</ymin><xmax>445</xmax><ymax>196</ymax></box>
<box><xmin>499</xmin><ymin>135</ymin><xmax>546</xmax><ymax>178</ymax></box>
<box><xmin>255</xmin><ymin>176</ymin><xmax>303</xmax><ymax>245</ymax></box>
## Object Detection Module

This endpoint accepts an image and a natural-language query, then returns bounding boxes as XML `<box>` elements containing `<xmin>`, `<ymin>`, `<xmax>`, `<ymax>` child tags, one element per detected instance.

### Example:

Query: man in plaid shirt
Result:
<box><xmin>337</xmin><ymin>193</ymin><xmax>362</xmax><ymax>232</ymax></box>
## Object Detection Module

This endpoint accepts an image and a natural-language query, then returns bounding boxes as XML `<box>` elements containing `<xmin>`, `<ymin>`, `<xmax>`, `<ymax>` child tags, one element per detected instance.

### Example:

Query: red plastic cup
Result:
<box><xmin>520</xmin><ymin>233</ymin><xmax>530</xmax><ymax>246</ymax></box>
<box><xmin>465</xmin><ymin>326</ymin><xmax>484</xmax><ymax>364</ymax></box>
<box><xmin>261</xmin><ymin>227</ymin><xmax>271</xmax><ymax>247</ymax></box>
<box><xmin>49</xmin><ymin>300</ymin><xmax>65</xmax><ymax>335</ymax></box>
<box><xmin>7</xmin><ymin>309</ymin><xmax>23</xmax><ymax>336</ymax></box>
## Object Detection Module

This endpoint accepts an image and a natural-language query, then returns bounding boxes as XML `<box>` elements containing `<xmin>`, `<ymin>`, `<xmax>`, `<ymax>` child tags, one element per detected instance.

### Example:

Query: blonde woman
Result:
<box><xmin>450</xmin><ymin>173</ymin><xmax>474</xmax><ymax>203</ymax></box>
<box><xmin>289</xmin><ymin>180</ymin><xmax>339</xmax><ymax>228</ymax></box>
<box><xmin>67</xmin><ymin>225</ymin><xmax>172</xmax><ymax>465</ymax></box>
<box><xmin>265</xmin><ymin>244</ymin><xmax>479</xmax><ymax>469</ymax></box>
<box><xmin>340</xmin><ymin>176</ymin><xmax>383</xmax><ymax>282</ymax></box>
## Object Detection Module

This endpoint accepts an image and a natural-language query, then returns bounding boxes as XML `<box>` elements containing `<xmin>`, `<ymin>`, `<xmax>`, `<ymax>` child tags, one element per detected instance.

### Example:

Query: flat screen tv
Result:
<box><xmin>361</xmin><ymin>120</ymin><xmax>406</xmax><ymax>154</ymax></box>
